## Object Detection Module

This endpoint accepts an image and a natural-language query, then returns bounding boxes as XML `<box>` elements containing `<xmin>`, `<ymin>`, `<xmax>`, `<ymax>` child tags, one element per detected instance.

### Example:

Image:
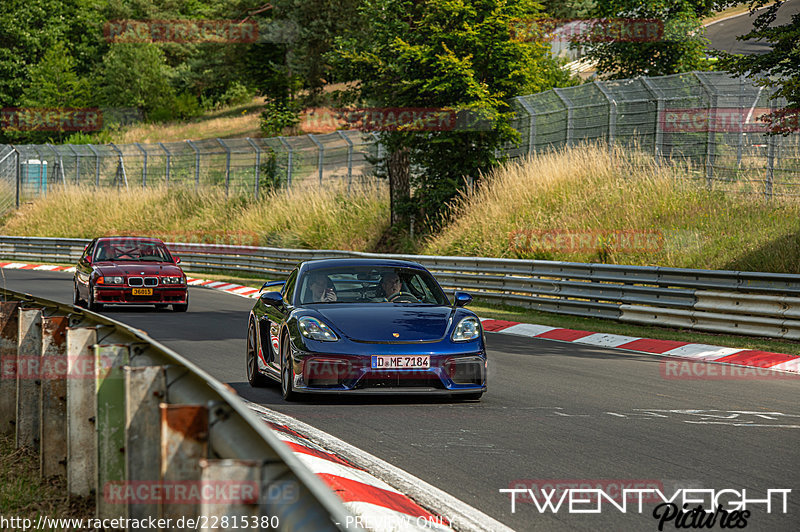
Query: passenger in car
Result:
<box><xmin>308</xmin><ymin>272</ymin><xmax>337</xmax><ymax>302</ymax></box>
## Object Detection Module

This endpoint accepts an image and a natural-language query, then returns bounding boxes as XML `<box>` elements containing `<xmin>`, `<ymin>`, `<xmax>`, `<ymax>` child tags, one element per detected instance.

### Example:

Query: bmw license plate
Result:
<box><xmin>132</xmin><ymin>288</ymin><xmax>153</xmax><ymax>296</ymax></box>
<box><xmin>371</xmin><ymin>355</ymin><xmax>430</xmax><ymax>369</ymax></box>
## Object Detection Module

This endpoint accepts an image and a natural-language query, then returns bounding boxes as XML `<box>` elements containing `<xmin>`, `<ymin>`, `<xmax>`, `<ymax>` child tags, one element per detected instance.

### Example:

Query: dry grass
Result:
<box><xmin>0</xmin><ymin>433</ymin><xmax>94</xmax><ymax>529</ymax></box>
<box><xmin>2</xmin><ymin>184</ymin><xmax>389</xmax><ymax>251</ymax></box>
<box><xmin>113</xmin><ymin>98</ymin><xmax>266</xmax><ymax>144</ymax></box>
<box><xmin>424</xmin><ymin>143</ymin><xmax>800</xmax><ymax>273</ymax></box>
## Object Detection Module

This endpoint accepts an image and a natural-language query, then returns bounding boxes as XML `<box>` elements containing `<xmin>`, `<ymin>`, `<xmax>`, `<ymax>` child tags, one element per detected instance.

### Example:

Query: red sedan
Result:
<box><xmin>74</xmin><ymin>236</ymin><xmax>188</xmax><ymax>312</ymax></box>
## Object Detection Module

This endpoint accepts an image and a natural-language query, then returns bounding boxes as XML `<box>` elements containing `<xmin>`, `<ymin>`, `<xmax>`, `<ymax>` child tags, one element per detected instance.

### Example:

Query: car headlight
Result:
<box><xmin>452</xmin><ymin>316</ymin><xmax>481</xmax><ymax>342</ymax></box>
<box><xmin>98</xmin><ymin>276</ymin><xmax>124</xmax><ymax>285</ymax></box>
<box><xmin>298</xmin><ymin>317</ymin><xmax>339</xmax><ymax>342</ymax></box>
<box><xmin>161</xmin><ymin>276</ymin><xmax>184</xmax><ymax>284</ymax></box>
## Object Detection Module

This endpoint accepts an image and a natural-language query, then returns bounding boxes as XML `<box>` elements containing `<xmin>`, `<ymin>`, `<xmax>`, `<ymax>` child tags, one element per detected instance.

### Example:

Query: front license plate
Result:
<box><xmin>371</xmin><ymin>355</ymin><xmax>430</xmax><ymax>369</ymax></box>
<box><xmin>132</xmin><ymin>288</ymin><xmax>153</xmax><ymax>296</ymax></box>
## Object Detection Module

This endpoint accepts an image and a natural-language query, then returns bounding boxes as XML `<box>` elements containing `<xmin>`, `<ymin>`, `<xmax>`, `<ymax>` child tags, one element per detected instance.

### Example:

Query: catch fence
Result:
<box><xmin>1</xmin><ymin>71</ymin><xmax>798</xmax><ymax>212</ymax></box>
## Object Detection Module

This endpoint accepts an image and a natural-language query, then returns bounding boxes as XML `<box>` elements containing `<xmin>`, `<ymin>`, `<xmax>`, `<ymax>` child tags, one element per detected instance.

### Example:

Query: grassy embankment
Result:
<box><xmin>3</xmin><ymin>144</ymin><xmax>800</xmax><ymax>355</ymax></box>
<box><xmin>0</xmin><ymin>433</ymin><xmax>93</xmax><ymax>530</ymax></box>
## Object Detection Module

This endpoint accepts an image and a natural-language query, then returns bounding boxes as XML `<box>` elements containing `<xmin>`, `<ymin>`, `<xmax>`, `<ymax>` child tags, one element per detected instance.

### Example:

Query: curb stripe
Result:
<box><xmin>714</xmin><ymin>350</ymin><xmax>800</xmax><ymax>368</ymax></box>
<box><xmin>283</xmin><ymin>441</ymin><xmax>363</xmax><ymax>469</ymax></box>
<box><xmin>316</xmin><ymin>473</ymin><xmax>439</xmax><ymax>519</ymax></box>
<box><xmin>617</xmin><ymin>338</ymin><xmax>690</xmax><ymax>353</ymax></box>
<box><xmin>536</xmin><ymin>328</ymin><xmax>594</xmax><ymax>341</ymax></box>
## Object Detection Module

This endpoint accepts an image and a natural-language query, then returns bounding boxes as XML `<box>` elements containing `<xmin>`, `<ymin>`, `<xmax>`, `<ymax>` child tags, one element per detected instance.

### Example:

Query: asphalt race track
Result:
<box><xmin>706</xmin><ymin>0</ymin><xmax>800</xmax><ymax>55</ymax></box>
<box><xmin>3</xmin><ymin>269</ymin><xmax>798</xmax><ymax>531</ymax></box>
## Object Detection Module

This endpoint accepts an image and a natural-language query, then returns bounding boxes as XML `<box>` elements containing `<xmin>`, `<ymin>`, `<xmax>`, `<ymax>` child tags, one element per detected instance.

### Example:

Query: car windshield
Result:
<box><xmin>298</xmin><ymin>266</ymin><xmax>449</xmax><ymax>306</ymax></box>
<box><xmin>94</xmin><ymin>240</ymin><xmax>172</xmax><ymax>262</ymax></box>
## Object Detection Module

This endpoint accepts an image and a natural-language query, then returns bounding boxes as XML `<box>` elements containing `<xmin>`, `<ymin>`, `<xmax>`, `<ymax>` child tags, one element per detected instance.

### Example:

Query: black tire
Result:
<box><xmin>246</xmin><ymin>321</ymin><xmax>269</xmax><ymax>387</ymax></box>
<box><xmin>280</xmin><ymin>333</ymin><xmax>298</xmax><ymax>401</ymax></box>
<box><xmin>73</xmin><ymin>280</ymin><xmax>84</xmax><ymax>308</ymax></box>
<box><xmin>87</xmin><ymin>284</ymin><xmax>103</xmax><ymax>312</ymax></box>
<box><xmin>172</xmin><ymin>292</ymin><xmax>189</xmax><ymax>312</ymax></box>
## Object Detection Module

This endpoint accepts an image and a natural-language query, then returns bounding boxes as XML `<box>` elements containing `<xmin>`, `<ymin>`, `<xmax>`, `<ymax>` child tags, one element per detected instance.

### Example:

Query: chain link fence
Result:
<box><xmin>507</xmin><ymin>71</ymin><xmax>800</xmax><ymax>196</ymax></box>
<box><xmin>0</xmin><ymin>130</ymin><xmax>381</xmax><ymax>209</ymax></box>
<box><xmin>1</xmin><ymin>72</ymin><xmax>799</xmax><ymax>213</ymax></box>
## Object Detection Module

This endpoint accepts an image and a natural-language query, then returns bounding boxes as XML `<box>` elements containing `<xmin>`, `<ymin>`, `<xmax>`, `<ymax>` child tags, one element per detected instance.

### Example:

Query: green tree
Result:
<box><xmin>581</xmin><ymin>0</ymin><xmax>714</xmax><ymax>79</ymax></box>
<box><xmin>541</xmin><ymin>0</ymin><xmax>596</xmax><ymax>18</ymax></box>
<box><xmin>717</xmin><ymin>0</ymin><xmax>800</xmax><ymax>133</ymax></box>
<box><xmin>0</xmin><ymin>0</ymin><xmax>106</xmax><ymax>142</ymax></box>
<box><xmin>332</xmin><ymin>0</ymin><xmax>572</xmax><ymax>229</ymax></box>
<box><xmin>22</xmin><ymin>42</ymin><xmax>93</xmax><ymax>108</ymax></box>
<box><xmin>100</xmin><ymin>42</ymin><xmax>176</xmax><ymax>116</ymax></box>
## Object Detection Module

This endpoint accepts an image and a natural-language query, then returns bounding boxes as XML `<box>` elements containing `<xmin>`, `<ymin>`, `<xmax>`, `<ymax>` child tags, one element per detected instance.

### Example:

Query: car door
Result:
<box><xmin>262</xmin><ymin>269</ymin><xmax>297</xmax><ymax>373</ymax></box>
<box><xmin>76</xmin><ymin>239</ymin><xmax>96</xmax><ymax>297</ymax></box>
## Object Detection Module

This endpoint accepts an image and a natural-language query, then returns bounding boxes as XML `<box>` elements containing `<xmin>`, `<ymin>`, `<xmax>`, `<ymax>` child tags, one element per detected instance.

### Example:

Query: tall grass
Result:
<box><xmin>424</xmin><ymin>143</ymin><xmax>800</xmax><ymax>273</ymax></box>
<box><xmin>1</xmin><ymin>184</ymin><xmax>389</xmax><ymax>252</ymax></box>
<box><xmin>3</xmin><ymin>143</ymin><xmax>799</xmax><ymax>273</ymax></box>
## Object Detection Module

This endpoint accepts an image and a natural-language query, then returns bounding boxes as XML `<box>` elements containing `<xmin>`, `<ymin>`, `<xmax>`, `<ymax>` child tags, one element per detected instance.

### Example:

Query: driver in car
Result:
<box><xmin>377</xmin><ymin>271</ymin><xmax>402</xmax><ymax>301</ymax></box>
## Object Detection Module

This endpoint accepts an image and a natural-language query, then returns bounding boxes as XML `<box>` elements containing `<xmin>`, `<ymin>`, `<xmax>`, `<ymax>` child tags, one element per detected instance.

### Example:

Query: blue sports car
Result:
<box><xmin>246</xmin><ymin>258</ymin><xmax>487</xmax><ymax>401</ymax></box>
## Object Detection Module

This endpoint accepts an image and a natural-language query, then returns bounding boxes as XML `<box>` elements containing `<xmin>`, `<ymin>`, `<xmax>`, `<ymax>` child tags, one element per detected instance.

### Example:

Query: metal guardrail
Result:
<box><xmin>2</xmin><ymin>235</ymin><xmax>800</xmax><ymax>340</ymax></box>
<box><xmin>0</xmin><ymin>286</ymin><xmax>360</xmax><ymax>531</ymax></box>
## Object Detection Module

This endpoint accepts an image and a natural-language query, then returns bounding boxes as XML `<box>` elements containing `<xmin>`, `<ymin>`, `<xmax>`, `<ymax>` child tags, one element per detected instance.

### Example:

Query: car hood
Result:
<box><xmin>93</xmin><ymin>262</ymin><xmax>182</xmax><ymax>276</ymax></box>
<box><xmin>312</xmin><ymin>305</ymin><xmax>456</xmax><ymax>343</ymax></box>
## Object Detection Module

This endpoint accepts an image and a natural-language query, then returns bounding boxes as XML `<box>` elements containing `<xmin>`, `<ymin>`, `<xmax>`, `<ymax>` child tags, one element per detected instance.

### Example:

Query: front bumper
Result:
<box><xmin>94</xmin><ymin>286</ymin><xmax>187</xmax><ymax>304</ymax></box>
<box><xmin>290</xmin><ymin>351</ymin><xmax>487</xmax><ymax>395</ymax></box>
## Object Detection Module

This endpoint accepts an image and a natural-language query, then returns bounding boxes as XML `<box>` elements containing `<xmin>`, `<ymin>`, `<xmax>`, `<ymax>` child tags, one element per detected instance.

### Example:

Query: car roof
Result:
<box><xmin>96</xmin><ymin>236</ymin><xmax>165</xmax><ymax>243</ymax></box>
<box><xmin>298</xmin><ymin>258</ymin><xmax>428</xmax><ymax>273</ymax></box>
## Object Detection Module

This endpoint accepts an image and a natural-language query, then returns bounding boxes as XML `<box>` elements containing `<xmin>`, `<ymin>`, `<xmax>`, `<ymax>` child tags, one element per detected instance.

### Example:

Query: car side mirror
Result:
<box><xmin>260</xmin><ymin>291</ymin><xmax>283</xmax><ymax>307</ymax></box>
<box><xmin>453</xmin><ymin>291</ymin><xmax>472</xmax><ymax>308</ymax></box>
<box><xmin>174</xmin><ymin>255</ymin><xmax>181</xmax><ymax>264</ymax></box>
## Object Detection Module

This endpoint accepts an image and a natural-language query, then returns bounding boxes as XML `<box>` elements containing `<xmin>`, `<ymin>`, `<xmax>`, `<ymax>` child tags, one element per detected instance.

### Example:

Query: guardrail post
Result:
<box><xmin>135</xmin><ymin>142</ymin><xmax>148</xmax><ymax>189</ymax></box>
<box><xmin>125</xmin><ymin>365</ymin><xmax>167</xmax><ymax>520</ymax></box>
<box><xmin>552</xmin><ymin>88</ymin><xmax>573</xmax><ymax>148</ymax></box>
<box><xmin>95</xmin><ymin>343</ymin><xmax>130</xmax><ymax>521</ymax></box>
<box><xmin>16</xmin><ymin>307</ymin><xmax>42</xmax><ymax>451</ymax></box>
<box><xmin>595</xmin><ymin>81</ymin><xmax>617</xmax><ymax>152</ymax></box>
<box><xmin>87</xmin><ymin>144</ymin><xmax>101</xmax><ymax>187</ymax></box>
<box><xmin>308</xmin><ymin>134</ymin><xmax>324</xmax><ymax>186</ymax></box>
<box><xmin>278</xmin><ymin>137</ymin><xmax>293</xmax><ymax>189</ymax></box>
<box><xmin>160</xmin><ymin>404</ymin><xmax>208</xmax><ymax>528</ymax></box>
<box><xmin>694</xmin><ymin>73</ymin><xmax>716</xmax><ymax>189</ymax></box>
<box><xmin>40</xmin><ymin>315</ymin><xmax>68</xmax><ymax>480</ymax></box>
<box><xmin>337</xmin><ymin>131</ymin><xmax>354</xmax><ymax>192</ymax></box>
<box><xmin>0</xmin><ymin>301</ymin><xmax>21</xmax><ymax>435</ymax></box>
<box><xmin>246</xmin><ymin>138</ymin><xmax>261</xmax><ymax>198</ymax></box>
<box><xmin>515</xmin><ymin>97</ymin><xmax>537</xmax><ymax>155</ymax></box>
<box><xmin>67</xmin><ymin>144</ymin><xmax>80</xmax><ymax>184</ymax></box>
<box><xmin>641</xmin><ymin>78</ymin><xmax>665</xmax><ymax>160</ymax></box>
<box><xmin>159</xmin><ymin>142</ymin><xmax>171</xmax><ymax>189</ymax></box>
<box><xmin>765</xmin><ymin>99</ymin><xmax>776</xmax><ymax>199</ymax></box>
<box><xmin>187</xmin><ymin>140</ymin><xmax>201</xmax><ymax>192</ymax></box>
<box><xmin>14</xmin><ymin>145</ymin><xmax>21</xmax><ymax>208</ymax></box>
<box><xmin>67</xmin><ymin>326</ymin><xmax>98</xmax><ymax>497</ymax></box>
<box><xmin>199</xmin><ymin>459</ymin><xmax>263</xmax><ymax>527</ymax></box>
<box><xmin>218</xmin><ymin>138</ymin><xmax>231</xmax><ymax>196</ymax></box>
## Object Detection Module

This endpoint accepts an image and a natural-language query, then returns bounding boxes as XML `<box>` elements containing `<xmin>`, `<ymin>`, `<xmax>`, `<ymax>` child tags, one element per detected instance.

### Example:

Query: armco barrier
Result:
<box><xmin>2</xmin><ymin>235</ymin><xmax>800</xmax><ymax>339</ymax></box>
<box><xmin>0</xmin><ymin>287</ymin><xmax>361</xmax><ymax>531</ymax></box>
